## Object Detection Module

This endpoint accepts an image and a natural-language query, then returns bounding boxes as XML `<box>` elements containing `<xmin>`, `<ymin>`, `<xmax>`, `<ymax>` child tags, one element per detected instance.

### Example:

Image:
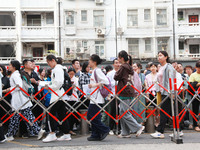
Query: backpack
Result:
<box><xmin>94</xmin><ymin>69</ymin><xmax>112</xmax><ymax>98</ymax></box>
<box><xmin>62</xmin><ymin>69</ymin><xmax>73</xmax><ymax>96</ymax></box>
<box><xmin>21</xmin><ymin>75</ymin><xmax>35</xmax><ymax>97</ymax></box>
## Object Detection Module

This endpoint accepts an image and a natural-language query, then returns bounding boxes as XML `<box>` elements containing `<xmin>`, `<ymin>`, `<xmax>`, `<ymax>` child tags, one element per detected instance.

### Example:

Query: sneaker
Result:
<box><xmin>87</xmin><ymin>136</ymin><xmax>100</xmax><ymax>141</ymax></box>
<box><xmin>109</xmin><ymin>130</ymin><xmax>114</xmax><ymax>135</ymax></box>
<box><xmin>169</xmin><ymin>131</ymin><xmax>184</xmax><ymax>137</ymax></box>
<box><xmin>150</xmin><ymin>131</ymin><xmax>165</xmax><ymax>139</ymax></box>
<box><xmin>5</xmin><ymin>136</ymin><xmax>14</xmax><ymax>141</ymax></box>
<box><xmin>37</xmin><ymin>129</ymin><xmax>45</xmax><ymax>140</ymax></box>
<box><xmin>57</xmin><ymin>134</ymin><xmax>71</xmax><ymax>141</ymax></box>
<box><xmin>42</xmin><ymin>133</ymin><xmax>57</xmax><ymax>143</ymax></box>
<box><xmin>0</xmin><ymin>139</ymin><xmax>6</xmax><ymax>144</ymax></box>
<box><xmin>136</xmin><ymin>126</ymin><xmax>145</xmax><ymax>137</ymax></box>
<box><xmin>22</xmin><ymin>133</ymin><xmax>29</xmax><ymax>139</ymax></box>
<box><xmin>117</xmin><ymin>134</ymin><xmax>131</xmax><ymax>138</ymax></box>
<box><xmin>100</xmin><ymin>131</ymin><xmax>109</xmax><ymax>141</ymax></box>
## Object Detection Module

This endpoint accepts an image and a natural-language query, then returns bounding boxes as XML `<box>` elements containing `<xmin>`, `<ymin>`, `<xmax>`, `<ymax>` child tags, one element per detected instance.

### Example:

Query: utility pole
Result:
<box><xmin>58</xmin><ymin>0</ymin><xmax>61</xmax><ymax>56</ymax></box>
<box><xmin>115</xmin><ymin>0</ymin><xmax>118</xmax><ymax>57</ymax></box>
<box><xmin>172</xmin><ymin>0</ymin><xmax>176</xmax><ymax>60</ymax></box>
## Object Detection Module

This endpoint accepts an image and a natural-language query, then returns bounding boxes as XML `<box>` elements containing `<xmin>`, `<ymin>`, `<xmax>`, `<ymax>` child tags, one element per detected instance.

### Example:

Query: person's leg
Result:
<box><xmin>87</xmin><ymin>104</ymin><xmax>110</xmax><ymax>138</ymax></box>
<box><xmin>21</xmin><ymin>107</ymin><xmax>40</xmax><ymax>136</ymax></box>
<box><xmin>57</xmin><ymin>101</ymin><xmax>70</xmax><ymax>134</ymax></box>
<box><xmin>120</xmin><ymin>99</ymin><xmax>142</xmax><ymax>135</ymax></box>
<box><xmin>109</xmin><ymin>98</ymin><xmax>116</xmax><ymax>131</ymax></box>
<box><xmin>192</xmin><ymin>98</ymin><xmax>199</xmax><ymax>128</ymax></box>
<box><xmin>0</xmin><ymin>120</ymin><xmax>5</xmax><ymax>141</ymax></box>
<box><xmin>156</xmin><ymin>96</ymin><xmax>171</xmax><ymax>134</ymax></box>
<box><xmin>48</xmin><ymin>102</ymin><xmax>59</xmax><ymax>133</ymax></box>
<box><xmin>6</xmin><ymin>113</ymin><xmax>20</xmax><ymax>137</ymax></box>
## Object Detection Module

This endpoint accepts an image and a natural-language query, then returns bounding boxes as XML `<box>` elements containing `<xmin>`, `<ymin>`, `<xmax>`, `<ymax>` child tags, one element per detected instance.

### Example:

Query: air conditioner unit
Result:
<box><xmin>117</xmin><ymin>27</ymin><xmax>124</xmax><ymax>35</ymax></box>
<box><xmin>76</xmin><ymin>47</ymin><xmax>84</xmax><ymax>53</ymax></box>
<box><xmin>96</xmin><ymin>28</ymin><xmax>105</xmax><ymax>36</ymax></box>
<box><xmin>95</xmin><ymin>0</ymin><xmax>104</xmax><ymax>4</ymax></box>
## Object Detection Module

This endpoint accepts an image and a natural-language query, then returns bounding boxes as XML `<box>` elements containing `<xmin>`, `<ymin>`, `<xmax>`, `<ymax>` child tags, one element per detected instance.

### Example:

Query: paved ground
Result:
<box><xmin>0</xmin><ymin>130</ymin><xmax>200</xmax><ymax>150</ymax></box>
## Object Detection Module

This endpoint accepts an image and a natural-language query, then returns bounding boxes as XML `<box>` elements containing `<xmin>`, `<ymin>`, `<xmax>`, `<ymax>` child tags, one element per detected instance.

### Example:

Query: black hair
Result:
<box><xmin>196</xmin><ymin>61</ymin><xmax>200</xmax><ymax>68</ymax></box>
<box><xmin>68</xmin><ymin>67</ymin><xmax>76</xmax><ymax>73</ymax></box>
<box><xmin>72</xmin><ymin>59</ymin><xmax>79</xmax><ymax>65</ymax></box>
<box><xmin>10</xmin><ymin>60</ymin><xmax>21</xmax><ymax>71</ymax></box>
<box><xmin>46</xmin><ymin>68</ymin><xmax>52</xmax><ymax>78</ymax></box>
<box><xmin>31</xmin><ymin>59</ymin><xmax>35</xmax><ymax>63</ymax></box>
<box><xmin>105</xmin><ymin>65</ymin><xmax>113</xmax><ymax>73</ymax></box>
<box><xmin>56</xmin><ymin>57</ymin><xmax>63</xmax><ymax>64</ymax></box>
<box><xmin>128</xmin><ymin>55</ymin><xmax>133</xmax><ymax>66</ymax></box>
<box><xmin>112</xmin><ymin>58</ymin><xmax>118</xmax><ymax>64</ymax></box>
<box><xmin>118</xmin><ymin>50</ymin><xmax>129</xmax><ymax>62</ymax></box>
<box><xmin>177</xmin><ymin>62</ymin><xmax>183</xmax><ymax>66</ymax></box>
<box><xmin>135</xmin><ymin>62</ymin><xmax>143</xmax><ymax>69</ymax></box>
<box><xmin>184</xmin><ymin>65</ymin><xmax>193</xmax><ymax>71</ymax></box>
<box><xmin>171</xmin><ymin>61</ymin><xmax>177</xmax><ymax>64</ymax></box>
<box><xmin>90</xmin><ymin>54</ymin><xmax>102</xmax><ymax>65</ymax></box>
<box><xmin>38</xmin><ymin>68</ymin><xmax>45</xmax><ymax>74</ymax></box>
<box><xmin>22</xmin><ymin>59</ymin><xmax>32</xmax><ymax>66</ymax></box>
<box><xmin>82</xmin><ymin>61</ymin><xmax>89</xmax><ymax>73</ymax></box>
<box><xmin>46</xmin><ymin>54</ymin><xmax>58</xmax><ymax>63</ymax></box>
<box><xmin>158</xmin><ymin>51</ymin><xmax>170</xmax><ymax>63</ymax></box>
<box><xmin>150</xmin><ymin>63</ymin><xmax>158</xmax><ymax>68</ymax></box>
<box><xmin>0</xmin><ymin>64</ymin><xmax>7</xmax><ymax>76</ymax></box>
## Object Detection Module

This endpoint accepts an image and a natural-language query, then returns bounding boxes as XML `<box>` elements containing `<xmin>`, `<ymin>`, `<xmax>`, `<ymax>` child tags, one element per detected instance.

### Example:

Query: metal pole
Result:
<box><xmin>172</xmin><ymin>0</ymin><xmax>176</xmax><ymax>60</ymax></box>
<box><xmin>58</xmin><ymin>0</ymin><xmax>61</xmax><ymax>56</ymax></box>
<box><xmin>115</xmin><ymin>0</ymin><xmax>118</xmax><ymax>57</ymax></box>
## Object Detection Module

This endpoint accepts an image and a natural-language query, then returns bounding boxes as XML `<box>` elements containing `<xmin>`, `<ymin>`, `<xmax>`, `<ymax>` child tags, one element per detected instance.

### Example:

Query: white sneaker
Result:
<box><xmin>42</xmin><ymin>133</ymin><xmax>57</xmax><ymax>143</ymax></box>
<box><xmin>136</xmin><ymin>126</ymin><xmax>145</xmax><ymax>137</ymax></box>
<box><xmin>150</xmin><ymin>131</ymin><xmax>165</xmax><ymax>139</ymax></box>
<box><xmin>109</xmin><ymin>130</ymin><xmax>114</xmax><ymax>135</ymax></box>
<box><xmin>0</xmin><ymin>139</ymin><xmax>6</xmax><ymax>143</ymax></box>
<box><xmin>5</xmin><ymin>136</ymin><xmax>14</xmax><ymax>141</ymax></box>
<box><xmin>117</xmin><ymin>134</ymin><xmax>131</xmax><ymax>138</ymax></box>
<box><xmin>37</xmin><ymin>129</ymin><xmax>45</xmax><ymax>140</ymax></box>
<box><xmin>169</xmin><ymin>131</ymin><xmax>184</xmax><ymax>137</ymax></box>
<box><xmin>57</xmin><ymin>134</ymin><xmax>71</xmax><ymax>141</ymax></box>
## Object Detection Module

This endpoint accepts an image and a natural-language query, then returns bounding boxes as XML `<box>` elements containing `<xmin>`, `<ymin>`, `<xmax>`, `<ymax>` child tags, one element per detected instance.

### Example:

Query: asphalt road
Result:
<box><xmin>0</xmin><ymin>130</ymin><xmax>200</xmax><ymax>150</ymax></box>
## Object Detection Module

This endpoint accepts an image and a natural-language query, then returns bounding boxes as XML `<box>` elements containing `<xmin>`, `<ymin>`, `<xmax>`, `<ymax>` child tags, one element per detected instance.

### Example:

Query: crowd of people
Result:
<box><xmin>0</xmin><ymin>50</ymin><xmax>200</xmax><ymax>143</ymax></box>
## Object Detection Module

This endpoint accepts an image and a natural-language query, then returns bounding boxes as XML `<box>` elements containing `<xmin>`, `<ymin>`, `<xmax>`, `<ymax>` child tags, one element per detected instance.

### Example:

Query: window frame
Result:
<box><xmin>127</xmin><ymin>9</ymin><xmax>138</xmax><ymax>27</ymax></box>
<box><xmin>95</xmin><ymin>41</ymin><xmax>105</xmax><ymax>57</ymax></box>
<box><xmin>156</xmin><ymin>9</ymin><xmax>167</xmax><ymax>26</ymax></box>
<box><xmin>93</xmin><ymin>10</ymin><xmax>104</xmax><ymax>27</ymax></box>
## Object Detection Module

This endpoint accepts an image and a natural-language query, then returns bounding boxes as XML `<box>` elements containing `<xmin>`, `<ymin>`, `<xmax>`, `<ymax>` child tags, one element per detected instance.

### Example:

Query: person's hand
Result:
<box><xmin>197</xmin><ymin>83</ymin><xmax>200</xmax><ymax>87</ymax></box>
<box><xmin>88</xmin><ymin>84</ymin><xmax>93</xmax><ymax>89</ymax></box>
<box><xmin>3</xmin><ymin>88</ymin><xmax>10</xmax><ymax>93</ymax></box>
<box><xmin>30</xmin><ymin>78</ymin><xmax>37</xmax><ymax>84</ymax></box>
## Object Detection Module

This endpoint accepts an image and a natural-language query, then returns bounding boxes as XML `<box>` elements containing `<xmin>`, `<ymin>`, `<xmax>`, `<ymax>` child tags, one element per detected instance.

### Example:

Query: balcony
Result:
<box><xmin>177</xmin><ymin>23</ymin><xmax>200</xmax><ymax>35</ymax></box>
<box><xmin>178</xmin><ymin>53</ymin><xmax>200</xmax><ymax>59</ymax></box>
<box><xmin>0</xmin><ymin>57</ymin><xmax>16</xmax><ymax>63</ymax></box>
<box><xmin>21</xmin><ymin>26</ymin><xmax>55</xmax><ymax>39</ymax></box>
<box><xmin>0</xmin><ymin>26</ymin><xmax>16</xmax><ymax>39</ymax></box>
<box><xmin>20</xmin><ymin>0</ymin><xmax>54</xmax><ymax>10</ymax></box>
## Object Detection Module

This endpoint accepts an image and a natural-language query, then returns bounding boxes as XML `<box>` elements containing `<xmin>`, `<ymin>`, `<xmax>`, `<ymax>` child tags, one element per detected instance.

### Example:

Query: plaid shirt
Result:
<box><xmin>78</xmin><ymin>72</ymin><xmax>90</xmax><ymax>92</ymax></box>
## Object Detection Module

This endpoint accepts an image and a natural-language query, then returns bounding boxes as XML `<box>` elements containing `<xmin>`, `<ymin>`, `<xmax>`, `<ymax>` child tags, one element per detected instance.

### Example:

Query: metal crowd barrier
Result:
<box><xmin>0</xmin><ymin>74</ymin><xmax>200</xmax><ymax>144</ymax></box>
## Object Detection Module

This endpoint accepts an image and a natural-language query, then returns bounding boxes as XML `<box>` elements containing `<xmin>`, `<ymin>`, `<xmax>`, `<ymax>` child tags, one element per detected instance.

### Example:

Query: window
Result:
<box><xmin>81</xmin><ymin>10</ymin><xmax>87</xmax><ymax>22</ymax></box>
<box><xmin>179</xmin><ymin>41</ymin><xmax>184</xmax><ymax>50</ymax></box>
<box><xmin>93</xmin><ymin>10</ymin><xmax>104</xmax><ymax>27</ymax></box>
<box><xmin>47</xmin><ymin>44</ymin><xmax>54</xmax><ymax>52</ymax></box>
<box><xmin>128</xmin><ymin>39</ymin><xmax>139</xmax><ymax>58</ymax></box>
<box><xmin>156</xmin><ymin>9</ymin><xmax>167</xmax><ymax>26</ymax></box>
<box><xmin>27</xmin><ymin>15</ymin><xmax>41</xmax><ymax>26</ymax></box>
<box><xmin>145</xmin><ymin>39</ymin><xmax>151</xmax><ymax>52</ymax></box>
<box><xmin>178</xmin><ymin>11</ymin><xmax>184</xmax><ymax>21</ymax></box>
<box><xmin>95</xmin><ymin>41</ymin><xmax>104</xmax><ymax>57</ymax></box>
<box><xmin>46</xmin><ymin>13</ymin><xmax>54</xmax><ymax>24</ymax></box>
<box><xmin>127</xmin><ymin>10</ymin><xmax>138</xmax><ymax>27</ymax></box>
<box><xmin>33</xmin><ymin>47</ymin><xmax>43</xmax><ymax>57</ymax></box>
<box><xmin>66</xmin><ymin>11</ymin><xmax>75</xmax><ymax>25</ymax></box>
<box><xmin>157</xmin><ymin>38</ymin><xmax>169</xmax><ymax>51</ymax></box>
<box><xmin>144</xmin><ymin>9</ymin><xmax>151</xmax><ymax>21</ymax></box>
<box><xmin>82</xmin><ymin>41</ymin><xmax>87</xmax><ymax>50</ymax></box>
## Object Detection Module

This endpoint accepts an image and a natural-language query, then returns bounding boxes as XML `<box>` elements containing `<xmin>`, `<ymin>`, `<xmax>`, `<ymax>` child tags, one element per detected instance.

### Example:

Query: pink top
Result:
<box><xmin>145</xmin><ymin>73</ymin><xmax>158</xmax><ymax>95</ymax></box>
<box><xmin>157</xmin><ymin>63</ymin><xmax>167</xmax><ymax>92</ymax></box>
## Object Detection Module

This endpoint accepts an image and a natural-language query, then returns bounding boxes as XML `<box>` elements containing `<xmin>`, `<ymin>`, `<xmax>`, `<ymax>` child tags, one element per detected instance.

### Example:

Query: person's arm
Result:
<box><xmin>49</xmin><ymin>68</ymin><xmax>64</xmax><ymax>91</ymax></box>
<box><xmin>107</xmin><ymin>71</ymin><xmax>115</xmax><ymax>88</ymax></box>
<box><xmin>114</xmin><ymin>66</ymin><xmax>123</xmax><ymax>81</ymax></box>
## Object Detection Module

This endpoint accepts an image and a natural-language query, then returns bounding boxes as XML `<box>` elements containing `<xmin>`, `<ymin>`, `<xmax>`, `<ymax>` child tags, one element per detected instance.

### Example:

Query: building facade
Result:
<box><xmin>0</xmin><ymin>0</ymin><xmax>200</xmax><ymax>64</ymax></box>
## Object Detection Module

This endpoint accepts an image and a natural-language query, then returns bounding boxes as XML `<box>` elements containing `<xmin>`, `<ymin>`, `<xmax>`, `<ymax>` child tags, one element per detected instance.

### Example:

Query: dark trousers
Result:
<box><xmin>192</xmin><ymin>98</ymin><xmax>200</xmax><ymax>127</ymax></box>
<box><xmin>87</xmin><ymin>104</ymin><xmax>110</xmax><ymax>138</ymax></box>
<box><xmin>157</xmin><ymin>95</ymin><xmax>183</xmax><ymax>134</ymax></box>
<box><xmin>0</xmin><ymin>120</ymin><xmax>5</xmax><ymax>141</ymax></box>
<box><xmin>67</xmin><ymin>101</ymin><xmax>79</xmax><ymax>131</ymax></box>
<box><xmin>49</xmin><ymin>100</ymin><xmax>69</xmax><ymax>134</ymax></box>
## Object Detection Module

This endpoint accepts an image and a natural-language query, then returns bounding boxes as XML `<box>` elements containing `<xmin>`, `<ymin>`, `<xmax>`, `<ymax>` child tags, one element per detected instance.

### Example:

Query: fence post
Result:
<box><xmin>79</xmin><ymin>109</ymin><xmax>89</xmax><ymax>135</ymax></box>
<box><xmin>146</xmin><ymin>106</ymin><xmax>155</xmax><ymax>133</ymax></box>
